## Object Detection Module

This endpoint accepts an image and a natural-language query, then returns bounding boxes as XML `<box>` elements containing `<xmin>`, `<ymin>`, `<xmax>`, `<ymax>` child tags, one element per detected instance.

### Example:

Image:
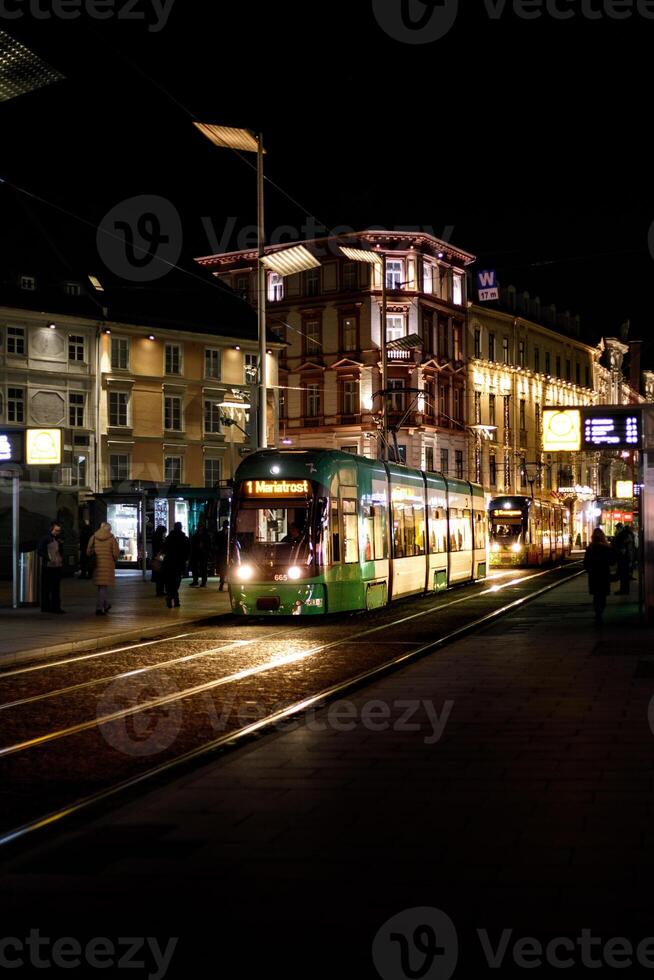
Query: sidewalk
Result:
<box><xmin>0</xmin><ymin>571</ymin><xmax>231</xmax><ymax>665</ymax></box>
<box><xmin>1</xmin><ymin>574</ymin><xmax>651</xmax><ymax>976</ymax></box>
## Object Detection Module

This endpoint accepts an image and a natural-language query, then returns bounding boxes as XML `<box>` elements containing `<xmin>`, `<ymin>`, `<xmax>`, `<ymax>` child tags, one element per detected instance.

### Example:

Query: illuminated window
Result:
<box><xmin>452</xmin><ymin>272</ymin><xmax>463</xmax><ymax>306</ymax></box>
<box><xmin>386</xmin><ymin>259</ymin><xmax>404</xmax><ymax>290</ymax></box>
<box><xmin>342</xmin><ymin>317</ymin><xmax>357</xmax><ymax>352</ymax></box>
<box><xmin>342</xmin><ymin>497</ymin><xmax>359</xmax><ymax>563</ymax></box>
<box><xmin>422</xmin><ymin>261</ymin><xmax>434</xmax><ymax>293</ymax></box>
<box><xmin>267</xmin><ymin>272</ymin><xmax>284</xmax><ymax>302</ymax></box>
<box><xmin>386</xmin><ymin>315</ymin><xmax>405</xmax><ymax>342</ymax></box>
<box><xmin>244</xmin><ymin>352</ymin><xmax>258</xmax><ymax>383</ymax></box>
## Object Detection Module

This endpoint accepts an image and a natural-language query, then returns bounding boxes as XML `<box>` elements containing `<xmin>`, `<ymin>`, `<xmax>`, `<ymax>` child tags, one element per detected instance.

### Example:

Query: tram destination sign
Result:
<box><xmin>243</xmin><ymin>479</ymin><xmax>310</xmax><ymax>496</ymax></box>
<box><xmin>582</xmin><ymin>409</ymin><xmax>642</xmax><ymax>450</ymax></box>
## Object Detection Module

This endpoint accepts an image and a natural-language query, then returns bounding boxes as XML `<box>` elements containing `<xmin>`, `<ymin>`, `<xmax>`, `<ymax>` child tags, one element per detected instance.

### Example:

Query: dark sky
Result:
<box><xmin>2</xmin><ymin>2</ymin><xmax>653</xmax><ymax>358</ymax></box>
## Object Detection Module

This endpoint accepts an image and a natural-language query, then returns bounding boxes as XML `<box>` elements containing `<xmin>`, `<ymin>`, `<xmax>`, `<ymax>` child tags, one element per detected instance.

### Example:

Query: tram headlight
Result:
<box><xmin>287</xmin><ymin>565</ymin><xmax>302</xmax><ymax>581</ymax></box>
<box><xmin>510</xmin><ymin>543</ymin><xmax>523</xmax><ymax>554</ymax></box>
<box><xmin>491</xmin><ymin>542</ymin><xmax>501</xmax><ymax>553</ymax></box>
<box><xmin>236</xmin><ymin>564</ymin><xmax>255</xmax><ymax>582</ymax></box>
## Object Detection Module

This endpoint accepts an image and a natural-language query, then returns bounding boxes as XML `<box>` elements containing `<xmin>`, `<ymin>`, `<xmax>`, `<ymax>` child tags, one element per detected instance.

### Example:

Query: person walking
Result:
<box><xmin>189</xmin><ymin>521</ymin><xmax>211</xmax><ymax>587</ymax></box>
<box><xmin>37</xmin><ymin>521</ymin><xmax>65</xmax><ymax>614</ymax></box>
<box><xmin>613</xmin><ymin>522</ymin><xmax>635</xmax><ymax>596</ymax></box>
<box><xmin>161</xmin><ymin>521</ymin><xmax>190</xmax><ymax>608</ymax></box>
<box><xmin>215</xmin><ymin>520</ymin><xmax>230</xmax><ymax>592</ymax></box>
<box><xmin>584</xmin><ymin>527</ymin><xmax>616</xmax><ymax>626</ymax></box>
<box><xmin>88</xmin><ymin>522</ymin><xmax>120</xmax><ymax>615</ymax></box>
<box><xmin>151</xmin><ymin>524</ymin><xmax>167</xmax><ymax>597</ymax></box>
<box><xmin>78</xmin><ymin>518</ymin><xmax>93</xmax><ymax>579</ymax></box>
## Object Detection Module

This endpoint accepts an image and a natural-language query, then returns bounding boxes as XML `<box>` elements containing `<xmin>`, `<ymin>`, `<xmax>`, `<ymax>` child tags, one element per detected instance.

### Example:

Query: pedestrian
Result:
<box><xmin>215</xmin><ymin>519</ymin><xmax>229</xmax><ymax>592</ymax></box>
<box><xmin>151</xmin><ymin>524</ymin><xmax>167</xmax><ymax>597</ymax></box>
<box><xmin>189</xmin><ymin>521</ymin><xmax>211</xmax><ymax>587</ymax></box>
<box><xmin>161</xmin><ymin>521</ymin><xmax>190</xmax><ymax>608</ymax></box>
<box><xmin>612</xmin><ymin>522</ymin><xmax>635</xmax><ymax>596</ymax></box>
<box><xmin>583</xmin><ymin>527</ymin><xmax>616</xmax><ymax>626</ymax></box>
<box><xmin>87</xmin><ymin>522</ymin><xmax>120</xmax><ymax>615</ymax></box>
<box><xmin>78</xmin><ymin>518</ymin><xmax>92</xmax><ymax>579</ymax></box>
<box><xmin>37</xmin><ymin>521</ymin><xmax>65</xmax><ymax>614</ymax></box>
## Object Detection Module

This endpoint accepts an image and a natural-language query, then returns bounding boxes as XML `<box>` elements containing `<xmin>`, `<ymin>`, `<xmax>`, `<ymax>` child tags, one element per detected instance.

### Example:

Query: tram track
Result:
<box><xmin>0</xmin><ymin>562</ymin><xmax>582</xmax><ymax>851</ymax></box>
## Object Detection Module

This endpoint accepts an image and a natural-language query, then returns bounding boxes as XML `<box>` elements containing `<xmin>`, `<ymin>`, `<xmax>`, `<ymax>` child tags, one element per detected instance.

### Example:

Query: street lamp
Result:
<box><xmin>340</xmin><ymin>245</ymin><xmax>388</xmax><ymax>460</ymax></box>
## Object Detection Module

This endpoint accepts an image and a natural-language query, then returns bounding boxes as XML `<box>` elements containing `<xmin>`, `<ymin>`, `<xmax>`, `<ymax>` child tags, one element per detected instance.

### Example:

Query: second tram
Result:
<box><xmin>489</xmin><ymin>495</ymin><xmax>571</xmax><ymax>567</ymax></box>
<box><xmin>229</xmin><ymin>449</ymin><xmax>488</xmax><ymax>616</ymax></box>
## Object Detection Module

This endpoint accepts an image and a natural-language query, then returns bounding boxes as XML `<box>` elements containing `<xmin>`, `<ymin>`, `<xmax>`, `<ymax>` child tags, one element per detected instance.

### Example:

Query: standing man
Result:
<box><xmin>613</xmin><ymin>522</ymin><xmax>635</xmax><ymax>596</ymax></box>
<box><xmin>215</xmin><ymin>519</ymin><xmax>230</xmax><ymax>592</ymax></box>
<box><xmin>37</xmin><ymin>521</ymin><xmax>65</xmax><ymax>614</ymax></box>
<box><xmin>78</xmin><ymin>517</ymin><xmax>92</xmax><ymax>579</ymax></box>
<box><xmin>189</xmin><ymin>521</ymin><xmax>211</xmax><ymax>588</ymax></box>
<box><xmin>162</xmin><ymin>521</ymin><xmax>190</xmax><ymax>608</ymax></box>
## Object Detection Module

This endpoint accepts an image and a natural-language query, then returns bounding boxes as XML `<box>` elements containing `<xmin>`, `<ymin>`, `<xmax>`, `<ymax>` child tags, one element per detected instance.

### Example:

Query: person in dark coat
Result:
<box><xmin>584</xmin><ymin>527</ymin><xmax>616</xmax><ymax>626</ymax></box>
<box><xmin>612</xmin><ymin>522</ymin><xmax>635</xmax><ymax>596</ymax></box>
<box><xmin>161</xmin><ymin>522</ymin><xmax>190</xmax><ymax>608</ymax></box>
<box><xmin>37</xmin><ymin>521</ymin><xmax>65</xmax><ymax>613</ymax></box>
<box><xmin>215</xmin><ymin>520</ymin><xmax>230</xmax><ymax>591</ymax></box>
<box><xmin>189</xmin><ymin>522</ymin><xmax>211</xmax><ymax>588</ymax></box>
<box><xmin>151</xmin><ymin>524</ymin><xmax>167</xmax><ymax>596</ymax></box>
<box><xmin>78</xmin><ymin>519</ymin><xmax>93</xmax><ymax>579</ymax></box>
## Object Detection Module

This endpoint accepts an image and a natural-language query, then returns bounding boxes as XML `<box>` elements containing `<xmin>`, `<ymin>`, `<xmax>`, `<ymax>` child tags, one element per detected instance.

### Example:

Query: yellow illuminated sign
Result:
<box><xmin>26</xmin><ymin>428</ymin><xmax>62</xmax><ymax>465</ymax></box>
<box><xmin>616</xmin><ymin>480</ymin><xmax>634</xmax><ymax>499</ymax></box>
<box><xmin>542</xmin><ymin>409</ymin><xmax>581</xmax><ymax>452</ymax></box>
<box><xmin>244</xmin><ymin>479</ymin><xmax>309</xmax><ymax>496</ymax></box>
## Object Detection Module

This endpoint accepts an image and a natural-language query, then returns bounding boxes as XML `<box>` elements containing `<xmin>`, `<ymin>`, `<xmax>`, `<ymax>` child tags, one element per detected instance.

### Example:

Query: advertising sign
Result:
<box><xmin>542</xmin><ymin>409</ymin><xmax>582</xmax><ymax>452</ymax></box>
<box><xmin>26</xmin><ymin>428</ymin><xmax>62</xmax><ymax>465</ymax></box>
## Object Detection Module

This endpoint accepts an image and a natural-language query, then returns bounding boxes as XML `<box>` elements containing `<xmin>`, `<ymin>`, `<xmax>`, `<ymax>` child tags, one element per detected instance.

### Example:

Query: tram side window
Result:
<box><xmin>473</xmin><ymin>512</ymin><xmax>486</xmax><ymax>551</ymax></box>
<box><xmin>393</xmin><ymin>502</ymin><xmax>426</xmax><ymax>558</ymax></box>
<box><xmin>429</xmin><ymin>507</ymin><xmax>448</xmax><ymax>553</ymax></box>
<box><xmin>363</xmin><ymin>503</ymin><xmax>388</xmax><ymax>561</ymax></box>
<box><xmin>342</xmin><ymin>498</ymin><xmax>359</xmax><ymax>564</ymax></box>
<box><xmin>331</xmin><ymin>500</ymin><xmax>341</xmax><ymax>563</ymax></box>
<box><xmin>449</xmin><ymin>508</ymin><xmax>472</xmax><ymax>552</ymax></box>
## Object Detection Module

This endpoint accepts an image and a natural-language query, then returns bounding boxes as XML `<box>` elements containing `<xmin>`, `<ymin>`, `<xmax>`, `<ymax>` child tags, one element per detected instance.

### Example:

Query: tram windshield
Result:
<box><xmin>490</xmin><ymin>520</ymin><xmax>523</xmax><ymax>542</ymax></box>
<box><xmin>232</xmin><ymin>499</ymin><xmax>312</xmax><ymax>564</ymax></box>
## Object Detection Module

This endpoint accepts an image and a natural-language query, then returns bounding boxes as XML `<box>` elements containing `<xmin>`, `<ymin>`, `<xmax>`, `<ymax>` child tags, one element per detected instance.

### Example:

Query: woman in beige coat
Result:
<box><xmin>87</xmin><ymin>522</ymin><xmax>120</xmax><ymax>615</ymax></box>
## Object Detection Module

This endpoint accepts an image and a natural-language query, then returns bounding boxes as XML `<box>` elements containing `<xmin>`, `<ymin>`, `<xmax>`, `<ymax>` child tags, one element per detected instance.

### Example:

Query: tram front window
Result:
<box><xmin>491</xmin><ymin>521</ymin><xmax>523</xmax><ymax>551</ymax></box>
<box><xmin>233</xmin><ymin>501</ymin><xmax>311</xmax><ymax>564</ymax></box>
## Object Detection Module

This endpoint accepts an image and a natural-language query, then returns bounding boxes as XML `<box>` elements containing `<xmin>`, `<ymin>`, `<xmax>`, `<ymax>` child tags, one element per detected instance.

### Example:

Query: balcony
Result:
<box><xmin>387</xmin><ymin>348</ymin><xmax>413</xmax><ymax>362</ymax></box>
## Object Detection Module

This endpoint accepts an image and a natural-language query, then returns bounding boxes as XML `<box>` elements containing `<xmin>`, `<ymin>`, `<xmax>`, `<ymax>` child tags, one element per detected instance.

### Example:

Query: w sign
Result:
<box><xmin>477</xmin><ymin>270</ymin><xmax>499</xmax><ymax>302</ymax></box>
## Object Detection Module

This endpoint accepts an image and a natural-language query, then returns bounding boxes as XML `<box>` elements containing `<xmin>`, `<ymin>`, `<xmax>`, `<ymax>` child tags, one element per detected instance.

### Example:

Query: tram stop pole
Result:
<box><xmin>642</xmin><ymin>406</ymin><xmax>654</xmax><ymax>624</ymax></box>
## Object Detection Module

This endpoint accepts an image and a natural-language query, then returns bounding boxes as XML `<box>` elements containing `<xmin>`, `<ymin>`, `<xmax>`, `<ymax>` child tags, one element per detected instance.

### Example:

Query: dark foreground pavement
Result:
<box><xmin>1</xmin><ymin>574</ymin><xmax>652</xmax><ymax>978</ymax></box>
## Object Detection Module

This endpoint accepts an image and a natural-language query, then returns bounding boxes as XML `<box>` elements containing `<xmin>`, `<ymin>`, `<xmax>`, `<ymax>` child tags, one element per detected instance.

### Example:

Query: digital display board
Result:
<box><xmin>243</xmin><ymin>479</ymin><xmax>310</xmax><ymax>496</ymax></box>
<box><xmin>582</xmin><ymin>412</ymin><xmax>641</xmax><ymax>450</ymax></box>
<box><xmin>0</xmin><ymin>430</ymin><xmax>24</xmax><ymax>464</ymax></box>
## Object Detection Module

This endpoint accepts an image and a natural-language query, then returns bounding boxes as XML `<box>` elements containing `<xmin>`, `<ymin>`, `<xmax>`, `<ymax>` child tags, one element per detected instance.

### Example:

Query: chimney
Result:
<box><xmin>629</xmin><ymin>341</ymin><xmax>642</xmax><ymax>393</ymax></box>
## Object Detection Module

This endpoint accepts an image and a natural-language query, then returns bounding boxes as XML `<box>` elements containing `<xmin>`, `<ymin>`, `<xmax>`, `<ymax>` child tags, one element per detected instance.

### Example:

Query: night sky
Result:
<box><xmin>2</xmin><ymin>2</ymin><xmax>652</xmax><ymax>357</ymax></box>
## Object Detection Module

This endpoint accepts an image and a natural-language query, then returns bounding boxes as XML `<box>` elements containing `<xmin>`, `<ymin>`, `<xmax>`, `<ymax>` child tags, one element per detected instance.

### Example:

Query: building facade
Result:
<box><xmin>197</xmin><ymin>230</ymin><xmax>475</xmax><ymax>477</ymax></box>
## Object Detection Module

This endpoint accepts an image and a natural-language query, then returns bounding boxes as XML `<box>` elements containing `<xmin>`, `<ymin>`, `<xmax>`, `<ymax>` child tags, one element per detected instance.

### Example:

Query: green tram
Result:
<box><xmin>488</xmin><ymin>495</ymin><xmax>571</xmax><ymax>568</ymax></box>
<box><xmin>229</xmin><ymin>449</ymin><xmax>488</xmax><ymax>616</ymax></box>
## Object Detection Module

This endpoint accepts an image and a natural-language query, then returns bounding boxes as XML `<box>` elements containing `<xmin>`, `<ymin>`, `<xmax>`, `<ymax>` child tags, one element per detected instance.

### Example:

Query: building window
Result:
<box><xmin>111</xmin><ymin>337</ymin><xmax>129</xmax><ymax>370</ymax></box>
<box><xmin>455</xmin><ymin>450</ymin><xmax>464</xmax><ymax>479</ymax></box>
<box><xmin>204</xmin><ymin>400</ymin><xmax>222</xmax><ymax>433</ymax></box>
<box><xmin>267</xmin><ymin>272</ymin><xmax>284</xmax><ymax>302</ymax></box>
<box><xmin>204</xmin><ymin>458</ymin><xmax>221</xmax><ymax>487</ymax></box>
<box><xmin>575</xmin><ymin>363</ymin><xmax>581</xmax><ymax>386</ymax></box>
<box><xmin>425</xmin><ymin>447</ymin><xmax>434</xmax><ymax>471</ymax></box>
<box><xmin>534</xmin><ymin>346</ymin><xmax>540</xmax><ymax>373</ymax></box>
<box><xmin>519</xmin><ymin>399</ymin><xmax>526</xmax><ymax>432</ymax></box>
<box><xmin>244</xmin><ymin>352</ymin><xmax>258</xmax><ymax>383</ymax></box>
<box><xmin>342</xmin><ymin>379</ymin><xmax>359</xmax><ymax>416</ymax></box>
<box><xmin>305</xmin><ymin>267</ymin><xmax>320</xmax><ymax>297</ymax></box>
<box><xmin>68</xmin><ymin>335</ymin><xmax>85</xmax><ymax>361</ymax></box>
<box><xmin>205</xmin><ymin>348</ymin><xmax>221</xmax><ymax>379</ymax></box>
<box><xmin>545</xmin><ymin>351</ymin><xmax>551</xmax><ymax>375</ymax></box>
<box><xmin>585</xmin><ymin>366</ymin><xmax>590</xmax><ymax>388</ymax></box>
<box><xmin>518</xmin><ymin>340</ymin><xmax>525</xmax><ymax>367</ymax></box>
<box><xmin>8</xmin><ymin>387</ymin><xmax>24</xmax><ymax>423</ymax></box>
<box><xmin>388</xmin><ymin>379</ymin><xmax>406</xmax><ymax>414</ymax></box>
<box><xmin>109</xmin><ymin>391</ymin><xmax>129</xmax><ymax>427</ymax></box>
<box><xmin>164</xmin><ymin>396</ymin><xmax>182</xmax><ymax>431</ymax></box>
<box><xmin>422</xmin><ymin>261</ymin><xmax>434</xmax><ymax>293</ymax></box>
<box><xmin>452</xmin><ymin>272</ymin><xmax>464</xmax><ymax>306</ymax></box>
<box><xmin>440</xmin><ymin>449</ymin><xmax>449</xmax><ymax>475</ymax></box>
<box><xmin>341</xmin><ymin>445</ymin><xmax>357</xmax><ymax>454</ymax></box>
<box><xmin>7</xmin><ymin>326</ymin><xmax>25</xmax><ymax>355</ymax></box>
<box><xmin>503</xmin><ymin>336</ymin><xmax>510</xmax><ymax>364</ymax></box>
<box><xmin>439</xmin><ymin>384</ymin><xmax>449</xmax><ymax>423</ymax></box>
<box><xmin>489</xmin><ymin>393</ymin><xmax>496</xmax><ymax>427</ymax></box>
<box><xmin>386</xmin><ymin>259</ymin><xmax>404</xmax><ymax>290</ymax></box>
<box><xmin>474</xmin><ymin>328</ymin><xmax>481</xmax><ymax>359</ymax></box>
<box><xmin>341</xmin><ymin>317</ymin><xmax>357</xmax><ymax>352</ymax></box>
<box><xmin>164</xmin><ymin>456</ymin><xmax>182</xmax><ymax>484</ymax></box>
<box><xmin>304</xmin><ymin>319</ymin><xmax>321</xmax><ymax>356</ymax></box>
<box><xmin>489</xmin><ymin>452</ymin><xmax>497</xmax><ymax>486</ymax></box>
<box><xmin>306</xmin><ymin>383</ymin><xmax>321</xmax><ymax>418</ymax></box>
<box><xmin>109</xmin><ymin>454</ymin><xmax>129</xmax><ymax>481</ymax></box>
<box><xmin>20</xmin><ymin>275</ymin><xmax>36</xmax><ymax>291</ymax></box>
<box><xmin>165</xmin><ymin>343</ymin><xmax>182</xmax><ymax>375</ymax></box>
<box><xmin>64</xmin><ymin>282</ymin><xmax>81</xmax><ymax>297</ymax></box>
<box><xmin>235</xmin><ymin>276</ymin><xmax>249</xmax><ymax>300</ymax></box>
<box><xmin>386</xmin><ymin>315</ymin><xmax>405</xmax><ymax>342</ymax></box>
<box><xmin>474</xmin><ymin>391</ymin><xmax>481</xmax><ymax>425</ymax></box>
<box><xmin>453</xmin><ymin>387</ymin><xmax>462</xmax><ymax>422</ymax></box>
<box><xmin>565</xmin><ymin>359</ymin><xmax>571</xmax><ymax>381</ymax></box>
<box><xmin>520</xmin><ymin>456</ymin><xmax>527</xmax><ymax>488</ymax></box>
<box><xmin>72</xmin><ymin>454</ymin><xmax>87</xmax><ymax>487</ymax></box>
<box><xmin>343</xmin><ymin>263</ymin><xmax>357</xmax><ymax>290</ymax></box>
<box><xmin>556</xmin><ymin>355</ymin><xmax>561</xmax><ymax>378</ymax></box>
<box><xmin>69</xmin><ymin>392</ymin><xmax>85</xmax><ymax>427</ymax></box>
<box><xmin>452</xmin><ymin>323</ymin><xmax>462</xmax><ymax>361</ymax></box>
<box><xmin>489</xmin><ymin>333</ymin><xmax>496</xmax><ymax>361</ymax></box>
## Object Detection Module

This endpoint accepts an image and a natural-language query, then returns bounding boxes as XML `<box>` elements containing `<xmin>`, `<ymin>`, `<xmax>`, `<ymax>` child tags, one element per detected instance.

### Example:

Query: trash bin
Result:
<box><xmin>19</xmin><ymin>550</ymin><xmax>41</xmax><ymax>607</ymax></box>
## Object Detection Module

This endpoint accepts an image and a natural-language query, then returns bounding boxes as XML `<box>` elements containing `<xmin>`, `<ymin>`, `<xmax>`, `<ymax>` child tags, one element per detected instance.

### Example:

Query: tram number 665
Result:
<box><xmin>274</xmin><ymin>574</ymin><xmax>288</xmax><ymax>582</ymax></box>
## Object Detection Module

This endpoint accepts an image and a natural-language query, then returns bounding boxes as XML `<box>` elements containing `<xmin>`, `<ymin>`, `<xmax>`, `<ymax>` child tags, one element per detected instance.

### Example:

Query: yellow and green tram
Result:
<box><xmin>489</xmin><ymin>495</ymin><xmax>571</xmax><ymax>567</ymax></box>
<box><xmin>229</xmin><ymin>449</ymin><xmax>488</xmax><ymax>616</ymax></box>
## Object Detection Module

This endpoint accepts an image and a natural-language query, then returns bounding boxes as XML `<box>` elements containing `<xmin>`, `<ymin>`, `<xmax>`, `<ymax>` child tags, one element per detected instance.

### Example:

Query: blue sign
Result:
<box><xmin>477</xmin><ymin>270</ymin><xmax>499</xmax><ymax>302</ymax></box>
